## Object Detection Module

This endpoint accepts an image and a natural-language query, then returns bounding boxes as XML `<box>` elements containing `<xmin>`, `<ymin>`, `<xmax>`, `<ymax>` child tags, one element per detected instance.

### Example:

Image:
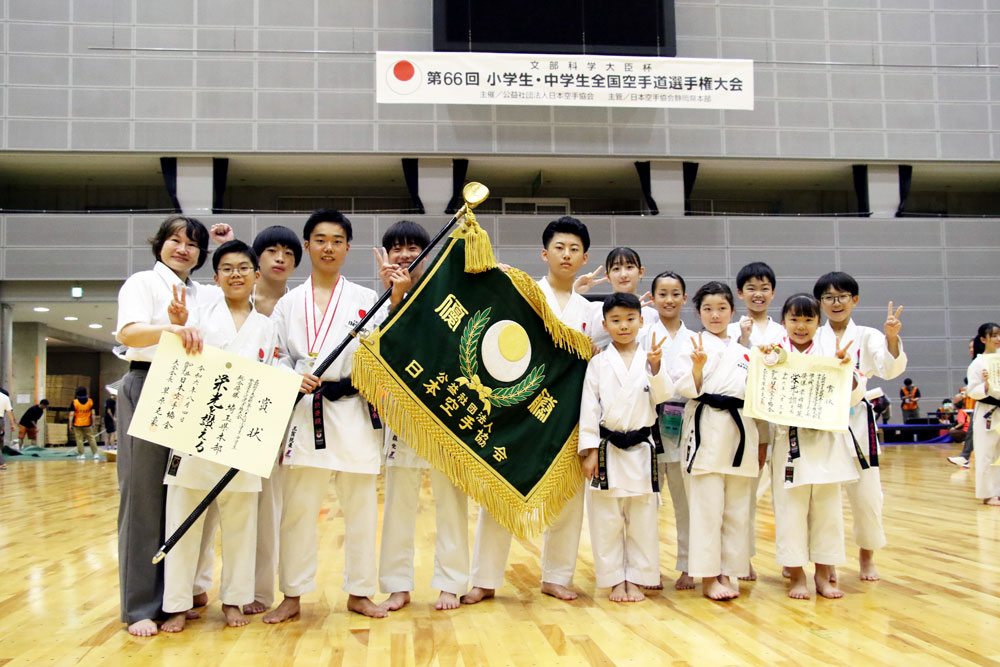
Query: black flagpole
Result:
<box><xmin>152</xmin><ymin>184</ymin><xmax>489</xmax><ymax>564</ymax></box>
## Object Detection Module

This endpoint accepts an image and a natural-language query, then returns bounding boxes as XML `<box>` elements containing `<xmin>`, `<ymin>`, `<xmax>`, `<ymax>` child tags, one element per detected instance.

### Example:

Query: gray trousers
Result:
<box><xmin>117</xmin><ymin>368</ymin><xmax>169</xmax><ymax>624</ymax></box>
<box><xmin>960</xmin><ymin>425</ymin><xmax>974</xmax><ymax>460</ymax></box>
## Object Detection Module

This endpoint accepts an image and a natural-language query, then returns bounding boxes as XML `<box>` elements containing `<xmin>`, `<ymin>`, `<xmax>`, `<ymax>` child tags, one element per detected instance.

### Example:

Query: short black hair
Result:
<box><xmin>602</xmin><ymin>291</ymin><xmax>641</xmax><ymax>316</ymax></box>
<box><xmin>651</xmin><ymin>270</ymin><xmax>686</xmax><ymax>295</ymax></box>
<box><xmin>736</xmin><ymin>261</ymin><xmax>776</xmax><ymax>291</ymax></box>
<box><xmin>542</xmin><ymin>216</ymin><xmax>591</xmax><ymax>252</ymax></box>
<box><xmin>693</xmin><ymin>281</ymin><xmax>734</xmax><ymax>310</ymax></box>
<box><xmin>604</xmin><ymin>247</ymin><xmax>642</xmax><ymax>272</ymax></box>
<box><xmin>212</xmin><ymin>240</ymin><xmax>259</xmax><ymax>273</ymax></box>
<box><xmin>40</xmin><ymin>399</ymin><xmax>50</xmax><ymax>407</ymax></box>
<box><xmin>382</xmin><ymin>220</ymin><xmax>430</xmax><ymax>252</ymax></box>
<box><xmin>903</xmin><ymin>378</ymin><xmax>913</xmax><ymax>385</ymax></box>
<box><xmin>253</xmin><ymin>225</ymin><xmax>302</xmax><ymax>267</ymax></box>
<box><xmin>303</xmin><ymin>209</ymin><xmax>352</xmax><ymax>243</ymax></box>
<box><xmin>75</xmin><ymin>386</ymin><xmax>88</xmax><ymax>399</ymax></box>
<box><xmin>813</xmin><ymin>271</ymin><xmax>859</xmax><ymax>299</ymax></box>
<box><xmin>781</xmin><ymin>293</ymin><xmax>821</xmax><ymax>320</ymax></box>
<box><xmin>148</xmin><ymin>215</ymin><xmax>210</xmax><ymax>271</ymax></box>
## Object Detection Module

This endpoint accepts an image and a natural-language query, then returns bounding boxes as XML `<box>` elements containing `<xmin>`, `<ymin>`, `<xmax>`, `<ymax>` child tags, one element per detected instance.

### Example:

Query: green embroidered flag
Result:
<box><xmin>352</xmin><ymin>215</ymin><xmax>591</xmax><ymax>538</ymax></box>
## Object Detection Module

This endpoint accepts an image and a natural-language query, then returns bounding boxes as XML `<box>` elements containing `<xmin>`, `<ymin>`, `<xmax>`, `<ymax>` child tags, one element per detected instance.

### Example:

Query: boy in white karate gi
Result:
<box><xmin>580</xmin><ymin>292</ymin><xmax>673</xmax><ymax>602</ymax></box>
<box><xmin>813</xmin><ymin>272</ymin><xmax>906</xmax><ymax>582</ymax></box>
<box><xmin>672</xmin><ymin>281</ymin><xmax>765</xmax><ymax>601</ymax></box>
<box><xmin>463</xmin><ymin>217</ymin><xmax>592</xmax><ymax>604</ymax></box>
<box><xmin>375</xmin><ymin>220</ymin><xmax>470</xmax><ymax>612</ymax></box>
<box><xmin>266</xmin><ymin>210</ymin><xmax>409</xmax><ymax>622</ymax></box>
<box><xmin>161</xmin><ymin>240</ymin><xmax>279</xmax><ymax>631</ymax></box>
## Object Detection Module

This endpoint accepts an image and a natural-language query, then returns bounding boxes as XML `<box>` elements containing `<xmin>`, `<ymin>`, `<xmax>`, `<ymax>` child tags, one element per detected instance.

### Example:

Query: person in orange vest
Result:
<box><xmin>900</xmin><ymin>378</ymin><xmax>921</xmax><ymax>423</ymax></box>
<box><xmin>72</xmin><ymin>386</ymin><xmax>100</xmax><ymax>460</ymax></box>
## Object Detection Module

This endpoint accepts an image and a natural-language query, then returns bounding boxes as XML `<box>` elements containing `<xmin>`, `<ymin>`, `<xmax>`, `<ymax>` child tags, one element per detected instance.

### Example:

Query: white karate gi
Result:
<box><xmin>579</xmin><ymin>342</ymin><xmax>674</xmax><ymax>588</ymax></box>
<box><xmin>639</xmin><ymin>319</ymin><xmax>691</xmax><ymax>572</ymax></box>
<box><xmin>671</xmin><ymin>332</ymin><xmax>758</xmax><ymax>579</ymax></box>
<box><xmin>966</xmin><ymin>355</ymin><xmax>1000</xmax><ymax>499</ymax></box>
<box><xmin>379</xmin><ymin>428</ymin><xmax>469</xmax><ymax>596</ymax></box>
<box><xmin>817</xmin><ymin>320</ymin><xmax>907</xmax><ymax>552</ymax></box>
<box><xmin>587</xmin><ymin>301</ymin><xmax>658</xmax><ymax>350</ymax></box>
<box><xmin>770</xmin><ymin>338</ymin><xmax>866</xmax><ymax>568</ymax></box>
<box><xmin>270</xmin><ymin>276</ymin><xmax>385</xmax><ymax>598</ymax></box>
<box><xmin>162</xmin><ymin>303</ymin><xmax>279</xmax><ymax>614</ymax></box>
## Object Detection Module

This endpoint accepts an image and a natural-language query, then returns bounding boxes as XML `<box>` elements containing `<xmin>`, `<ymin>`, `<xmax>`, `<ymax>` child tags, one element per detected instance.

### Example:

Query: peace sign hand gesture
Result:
<box><xmin>835</xmin><ymin>339</ymin><xmax>855</xmax><ymax>365</ymax></box>
<box><xmin>647</xmin><ymin>332</ymin><xmax>665</xmax><ymax>374</ymax></box>
<box><xmin>574</xmin><ymin>266</ymin><xmax>608</xmax><ymax>294</ymax></box>
<box><xmin>373</xmin><ymin>247</ymin><xmax>400</xmax><ymax>290</ymax></box>
<box><xmin>884</xmin><ymin>301</ymin><xmax>903</xmax><ymax>340</ymax></box>
<box><xmin>639</xmin><ymin>291</ymin><xmax>654</xmax><ymax>309</ymax></box>
<box><xmin>168</xmin><ymin>285</ymin><xmax>189</xmax><ymax>326</ymax></box>
<box><xmin>690</xmin><ymin>332</ymin><xmax>708</xmax><ymax>369</ymax></box>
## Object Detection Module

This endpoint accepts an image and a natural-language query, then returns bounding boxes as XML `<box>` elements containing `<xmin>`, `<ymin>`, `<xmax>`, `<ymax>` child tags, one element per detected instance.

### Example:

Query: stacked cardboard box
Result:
<box><xmin>44</xmin><ymin>374</ymin><xmax>91</xmax><ymax>446</ymax></box>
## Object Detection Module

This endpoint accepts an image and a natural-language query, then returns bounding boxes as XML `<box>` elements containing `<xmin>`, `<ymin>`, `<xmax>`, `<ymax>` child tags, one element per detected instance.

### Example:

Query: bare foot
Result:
<box><xmin>609</xmin><ymin>581</ymin><xmax>629</xmax><ymax>602</ymax></box>
<box><xmin>242</xmin><ymin>600</ymin><xmax>268</xmax><ymax>615</ymax></box>
<box><xmin>639</xmin><ymin>575</ymin><xmax>664</xmax><ymax>590</ymax></box>
<box><xmin>382</xmin><ymin>591</ymin><xmax>410</xmax><ymax>611</ymax></box>
<box><xmin>985</xmin><ymin>496</ymin><xmax>1000</xmax><ymax>506</ymax></box>
<box><xmin>460</xmin><ymin>587</ymin><xmax>495</xmax><ymax>605</ymax></box>
<box><xmin>160</xmin><ymin>612</ymin><xmax>186</xmax><ymax>633</ymax></box>
<box><xmin>787</xmin><ymin>567</ymin><xmax>809</xmax><ymax>600</ymax></box>
<box><xmin>702</xmin><ymin>577</ymin><xmax>737</xmax><ymax>601</ymax></box>
<box><xmin>127</xmin><ymin>619</ymin><xmax>158</xmax><ymax>637</ymax></box>
<box><xmin>192</xmin><ymin>592</ymin><xmax>208</xmax><ymax>607</ymax></box>
<box><xmin>829</xmin><ymin>565</ymin><xmax>838</xmax><ymax>583</ymax></box>
<box><xmin>223</xmin><ymin>604</ymin><xmax>250</xmax><ymax>627</ymax></box>
<box><xmin>262</xmin><ymin>596</ymin><xmax>300</xmax><ymax>624</ymax></box>
<box><xmin>739</xmin><ymin>562</ymin><xmax>757</xmax><ymax>582</ymax></box>
<box><xmin>674</xmin><ymin>572</ymin><xmax>696</xmax><ymax>590</ymax></box>
<box><xmin>184</xmin><ymin>609</ymin><xmax>201</xmax><ymax>620</ymax></box>
<box><xmin>718</xmin><ymin>575</ymin><xmax>739</xmax><ymax>598</ymax></box>
<box><xmin>815</xmin><ymin>565</ymin><xmax>844</xmax><ymax>599</ymax></box>
<box><xmin>347</xmin><ymin>595</ymin><xmax>387</xmax><ymax>618</ymax></box>
<box><xmin>540</xmin><ymin>581</ymin><xmax>578</xmax><ymax>601</ymax></box>
<box><xmin>435</xmin><ymin>592</ymin><xmax>460</xmax><ymax>611</ymax></box>
<box><xmin>859</xmin><ymin>549</ymin><xmax>880</xmax><ymax>581</ymax></box>
<box><xmin>624</xmin><ymin>581</ymin><xmax>645</xmax><ymax>602</ymax></box>
<box><xmin>781</xmin><ymin>566</ymin><xmax>791</xmax><ymax>579</ymax></box>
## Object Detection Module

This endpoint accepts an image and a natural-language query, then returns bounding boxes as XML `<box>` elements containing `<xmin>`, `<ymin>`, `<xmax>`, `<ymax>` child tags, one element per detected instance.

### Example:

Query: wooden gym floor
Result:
<box><xmin>0</xmin><ymin>443</ymin><xmax>997</xmax><ymax>666</ymax></box>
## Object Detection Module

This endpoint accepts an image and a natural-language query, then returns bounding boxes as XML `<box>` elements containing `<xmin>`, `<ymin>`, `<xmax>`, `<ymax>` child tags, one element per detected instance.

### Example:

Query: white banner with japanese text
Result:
<box><xmin>127</xmin><ymin>332</ymin><xmax>301</xmax><ymax>478</ymax></box>
<box><xmin>376</xmin><ymin>51</ymin><xmax>754</xmax><ymax>110</ymax></box>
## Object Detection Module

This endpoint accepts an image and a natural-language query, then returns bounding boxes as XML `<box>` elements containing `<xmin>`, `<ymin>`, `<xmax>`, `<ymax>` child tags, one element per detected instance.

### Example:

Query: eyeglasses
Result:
<box><xmin>218</xmin><ymin>264</ymin><xmax>255</xmax><ymax>276</ymax></box>
<box><xmin>820</xmin><ymin>293</ymin><xmax>852</xmax><ymax>305</ymax></box>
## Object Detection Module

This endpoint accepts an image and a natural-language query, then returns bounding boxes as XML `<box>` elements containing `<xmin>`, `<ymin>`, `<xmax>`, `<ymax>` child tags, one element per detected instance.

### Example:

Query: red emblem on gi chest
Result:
<box><xmin>744</xmin><ymin>354</ymin><xmax>750</xmax><ymax>362</ymax></box>
<box><xmin>358</xmin><ymin>309</ymin><xmax>367</xmax><ymax>318</ymax></box>
<box><xmin>258</xmin><ymin>348</ymin><xmax>265</xmax><ymax>360</ymax></box>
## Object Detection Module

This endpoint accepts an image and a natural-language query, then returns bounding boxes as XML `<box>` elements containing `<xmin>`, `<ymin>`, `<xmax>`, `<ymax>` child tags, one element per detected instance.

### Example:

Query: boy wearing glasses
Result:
<box><xmin>813</xmin><ymin>271</ymin><xmax>906</xmax><ymax>583</ymax></box>
<box><xmin>161</xmin><ymin>240</ymin><xmax>279</xmax><ymax>631</ymax></box>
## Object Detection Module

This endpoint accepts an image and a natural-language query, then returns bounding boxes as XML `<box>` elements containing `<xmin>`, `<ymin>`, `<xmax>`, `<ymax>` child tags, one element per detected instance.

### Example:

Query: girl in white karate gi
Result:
<box><xmin>639</xmin><ymin>270</ymin><xmax>694</xmax><ymax>590</ymax></box>
<box><xmin>764</xmin><ymin>293</ymin><xmax>865</xmax><ymax>600</ymax></box>
<box><xmin>671</xmin><ymin>281</ymin><xmax>764</xmax><ymax>601</ymax></box>
<box><xmin>965</xmin><ymin>322</ymin><xmax>1000</xmax><ymax>506</ymax></box>
<box><xmin>575</xmin><ymin>247</ymin><xmax>658</xmax><ymax>349</ymax></box>
<box><xmin>579</xmin><ymin>293</ymin><xmax>674</xmax><ymax>602</ymax></box>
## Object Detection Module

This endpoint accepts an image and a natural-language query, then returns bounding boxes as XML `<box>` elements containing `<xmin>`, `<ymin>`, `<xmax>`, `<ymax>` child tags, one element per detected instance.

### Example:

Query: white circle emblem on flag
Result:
<box><xmin>386</xmin><ymin>59</ymin><xmax>421</xmax><ymax>95</ymax></box>
<box><xmin>481</xmin><ymin>320</ymin><xmax>532</xmax><ymax>383</ymax></box>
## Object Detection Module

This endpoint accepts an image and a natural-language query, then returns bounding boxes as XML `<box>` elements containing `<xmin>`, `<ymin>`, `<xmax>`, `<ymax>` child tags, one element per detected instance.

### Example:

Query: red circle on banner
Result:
<box><xmin>393</xmin><ymin>61</ymin><xmax>415</xmax><ymax>81</ymax></box>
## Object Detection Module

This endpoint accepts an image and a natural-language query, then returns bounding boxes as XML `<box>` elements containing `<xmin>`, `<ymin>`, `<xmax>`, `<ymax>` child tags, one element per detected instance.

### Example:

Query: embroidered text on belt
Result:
<box><xmin>687</xmin><ymin>394</ymin><xmax>745</xmax><ymax>473</ymax></box>
<box><xmin>311</xmin><ymin>378</ymin><xmax>375</xmax><ymax>450</ymax></box>
<box><xmin>980</xmin><ymin>395</ymin><xmax>1000</xmax><ymax>429</ymax></box>
<box><xmin>591</xmin><ymin>425</ymin><xmax>658</xmax><ymax>493</ymax></box>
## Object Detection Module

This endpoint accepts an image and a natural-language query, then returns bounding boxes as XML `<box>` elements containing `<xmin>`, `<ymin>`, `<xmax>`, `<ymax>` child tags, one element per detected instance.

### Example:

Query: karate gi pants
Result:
<box><xmin>685</xmin><ymin>472</ymin><xmax>752</xmax><ymax>579</ymax></box>
<box><xmin>470</xmin><ymin>484</ymin><xmax>584</xmax><ymax>590</ymax></box>
<box><xmin>192</xmin><ymin>503</ymin><xmax>219</xmax><ymax>597</ymax></box>
<box><xmin>117</xmin><ymin>367</ymin><xmax>168</xmax><ymax>624</ymax></box>
<box><xmin>586</xmin><ymin>489</ymin><xmax>660</xmax><ymax>588</ymax></box>
<box><xmin>772</xmin><ymin>480</ymin><xmax>845</xmax><ymax>567</ymax></box>
<box><xmin>746</xmin><ymin>462</ymin><xmax>769</xmax><ymax>559</ymax></box>
<box><xmin>277</xmin><ymin>466</ymin><xmax>377</xmax><ymax>598</ymax></box>
<box><xmin>844</xmin><ymin>464</ymin><xmax>886</xmax><ymax>551</ymax></box>
<box><xmin>163</xmin><ymin>487</ymin><xmax>257</xmax><ymax>613</ymax></box>
<box><xmin>662</xmin><ymin>462</ymin><xmax>689</xmax><ymax>572</ymax></box>
<box><xmin>974</xmin><ymin>427</ymin><xmax>1000</xmax><ymax>499</ymax></box>
<box><xmin>378</xmin><ymin>466</ymin><xmax>469</xmax><ymax>596</ymax></box>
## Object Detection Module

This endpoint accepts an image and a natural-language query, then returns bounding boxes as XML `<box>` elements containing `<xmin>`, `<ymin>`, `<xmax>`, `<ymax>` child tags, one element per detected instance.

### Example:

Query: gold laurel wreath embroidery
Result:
<box><xmin>455</xmin><ymin>308</ymin><xmax>545</xmax><ymax>414</ymax></box>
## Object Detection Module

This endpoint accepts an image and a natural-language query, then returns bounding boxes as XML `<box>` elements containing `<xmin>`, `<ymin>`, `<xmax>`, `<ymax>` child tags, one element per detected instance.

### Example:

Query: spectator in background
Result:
<box><xmin>104</xmin><ymin>394</ymin><xmax>117</xmax><ymax>449</ymax></box>
<box><xmin>0</xmin><ymin>388</ymin><xmax>14</xmax><ymax>470</ymax></box>
<box><xmin>900</xmin><ymin>378</ymin><xmax>921</xmax><ymax>423</ymax></box>
<box><xmin>72</xmin><ymin>386</ymin><xmax>100</xmax><ymax>460</ymax></box>
<box><xmin>18</xmin><ymin>399</ymin><xmax>49</xmax><ymax>448</ymax></box>
<box><xmin>871</xmin><ymin>394</ymin><xmax>891</xmax><ymax>424</ymax></box>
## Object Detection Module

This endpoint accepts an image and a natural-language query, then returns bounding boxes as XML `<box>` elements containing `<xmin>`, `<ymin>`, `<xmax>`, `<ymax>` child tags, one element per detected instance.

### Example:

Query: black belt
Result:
<box><xmin>129</xmin><ymin>361</ymin><xmax>151</xmax><ymax>371</ymax></box>
<box><xmin>591</xmin><ymin>425</ymin><xmax>658</xmax><ymax>493</ymax></box>
<box><xmin>784</xmin><ymin>423</ymin><xmax>869</xmax><ymax>486</ymax></box>
<box><xmin>687</xmin><ymin>393</ymin><xmax>745</xmax><ymax>473</ymax></box>
<box><xmin>980</xmin><ymin>396</ymin><xmax>1000</xmax><ymax>429</ymax></box>
<box><xmin>311</xmin><ymin>379</ymin><xmax>380</xmax><ymax>450</ymax></box>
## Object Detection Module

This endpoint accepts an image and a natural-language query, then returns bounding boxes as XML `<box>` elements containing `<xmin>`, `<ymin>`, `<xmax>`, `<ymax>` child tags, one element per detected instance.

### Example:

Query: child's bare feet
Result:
<box><xmin>625</xmin><ymin>581</ymin><xmax>645</xmax><ymax>601</ymax></box>
<box><xmin>674</xmin><ymin>572</ymin><xmax>696</xmax><ymax>590</ymax></box>
<box><xmin>859</xmin><ymin>549</ymin><xmax>880</xmax><ymax>581</ymax></box>
<box><xmin>348</xmin><ymin>595</ymin><xmax>387</xmax><ymax>618</ymax></box>
<box><xmin>460</xmin><ymin>587</ymin><xmax>495</xmax><ymax>604</ymax></box>
<box><xmin>739</xmin><ymin>562</ymin><xmax>757</xmax><ymax>581</ymax></box>
<box><xmin>192</xmin><ymin>592</ymin><xmax>208</xmax><ymax>607</ymax></box>
<box><xmin>184</xmin><ymin>609</ymin><xmax>201</xmax><ymax>620</ymax></box>
<box><xmin>160</xmin><ymin>612</ymin><xmax>186</xmax><ymax>633</ymax></box>
<box><xmin>702</xmin><ymin>576</ymin><xmax>737</xmax><ymax>601</ymax></box>
<box><xmin>609</xmin><ymin>581</ymin><xmax>644</xmax><ymax>602</ymax></box>
<box><xmin>242</xmin><ymin>600</ymin><xmax>268</xmax><ymax>615</ymax></box>
<box><xmin>223</xmin><ymin>604</ymin><xmax>250</xmax><ymax>627</ymax></box>
<box><xmin>718</xmin><ymin>575</ymin><xmax>739</xmax><ymax>598</ymax></box>
<box><xmin>828</xmin><ymin>565</ymin><xmax>838</xmax><ymax>583</ymax></box>
<box><xmin>382</xmin><ymin>591</ymin><xmax>410</xmax><ymax>611</ymax></box>
<box><xmin>787</xmin><ymin>567</ymin><xmax>809</xmax><ymax>599</ymax></box>
<box><xmin>262</xmin><ymin>596</ymin><xmax>300</xmax><ymax>623</ymax></box>
<box><xmin>985</xmin><ymin>496</ymin><xmax>1000</xmax><ymax>506</ymax></box>
<box><xmin>781</xmin><ymin>566</ymin><xmax>791</xmax><ymax>579</ymax></box>
<box><xmin>127</xmin><ymin>619</ymin><xmax>158</xmax><ymax>637</ymax></box>
<box><xmin>639</xmin><ymin>575</ymin><xmax>664</xmax><ymax>590</ymax></box>
<box><xmin>435</xmin><ymin>592</ymin><xmax>460</xmax><ymax>610</ymax></box>
<box><xmin>814</xmin><ymin>565</ymin><xmax>844</xmax><ymax>599</ymax></box>
<box><xmin>540</xmin><ymin>581</ymin><xmax>578</xmax><ymax>600</ymax></box>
